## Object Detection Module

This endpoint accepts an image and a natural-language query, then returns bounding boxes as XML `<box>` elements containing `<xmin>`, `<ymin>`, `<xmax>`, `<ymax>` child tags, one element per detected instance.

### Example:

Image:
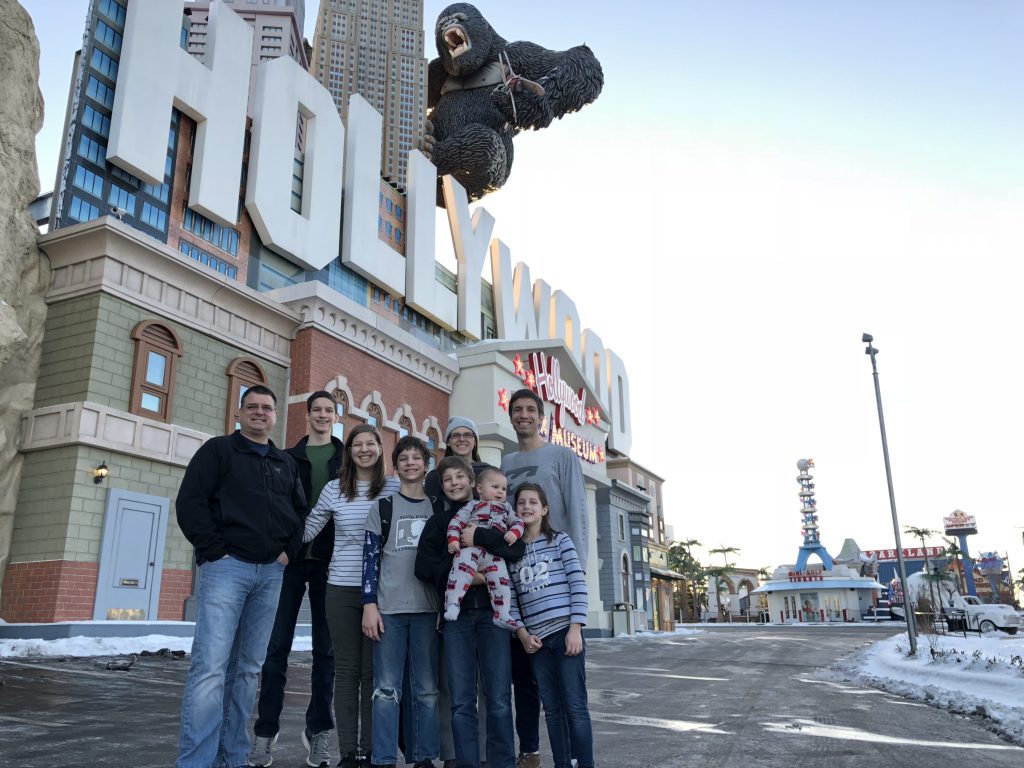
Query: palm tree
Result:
<box><xmin>904</xmin><ymin>526</ymin><xmax>939</xmax><ymax>614</ymax></box>
<box><xmin>708</xmin><ymin>545</ymin><xmax>741</xmax><ymax>569</ymax></box>
<box><xmin>668</xmin><ymin>538</ymin><xmax>702</xmax><ymax>620</ymax></box>
<box><xmin>703</xmin><ymin>565</ymin><xmax>732</xmax><ymax>622</ymax></box>
<box><xmin>757</xmin><ymin>566</ymin><xmax>773</xmax><ymax>582</ymax></box>
<box><xmin>943</xmin><ymin>537</ymin><xmax>966</xmax><ymax>594</ymax></box>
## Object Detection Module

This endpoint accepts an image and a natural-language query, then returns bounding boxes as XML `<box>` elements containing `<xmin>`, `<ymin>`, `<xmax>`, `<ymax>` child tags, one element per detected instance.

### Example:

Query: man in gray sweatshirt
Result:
<box><xmin>500</xmin><ymin>388</ymin><xmax>588</xmax><ymax>768</ymax></box>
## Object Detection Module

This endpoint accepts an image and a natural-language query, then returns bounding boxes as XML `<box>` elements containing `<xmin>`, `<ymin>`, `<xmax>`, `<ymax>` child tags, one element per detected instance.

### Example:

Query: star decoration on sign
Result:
<box><xmin>596</xmin><ymin>446</ymin><xmax>605</xmax><ymax>463</ymax></box>
<box><xmin>498</xmin><ymin>387</ymin><xmax>511</xmax><ymax>411</ymax></box>
<box><xmin>512</xmin><ymin>354</ymin><xmax>526</xmax><ymax>379</ymax></box>
<box><xmin>525</xmin><ymin>371</ymin><xmax>536</xmax><ymax>389</ymax></box>
<box><xmin>585</xmin><ymin>407</ymin><xmax>600</xmax><ymax>425</ymax></box>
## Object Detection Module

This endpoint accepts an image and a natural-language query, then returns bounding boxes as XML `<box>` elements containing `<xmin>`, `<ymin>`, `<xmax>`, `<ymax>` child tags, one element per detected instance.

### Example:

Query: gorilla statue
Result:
<box><xmin>422</xmin><ymin>3</ymin><xmax>604</xmax><ymax>206</ymax></box>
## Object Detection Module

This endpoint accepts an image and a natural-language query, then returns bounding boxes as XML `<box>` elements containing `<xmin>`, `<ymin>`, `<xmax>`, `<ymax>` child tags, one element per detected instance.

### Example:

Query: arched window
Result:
<box><xmin>129</xmin><ymin>320</ymin><xmax>183</xmax><ymax>423</ymax></box>
<box><xmin>226</xmin><ymin>358</ymin><xmax>267</xmax><ymax>434</ymax></box>
<box><xmin>332</xmin><ymin>390</ymin><xmax>348</xmax><ymax>442</ymax></box>
<box><xmin>367</xmin><ymin>402</ymin><xmax>382</xmax><ymax>428</ymax></box>
<box><xmin>398</xmin><ymin>415</ymin><xmax>412</xmax><ymax>439</ymax></box>
<box><xmin>620</xmin><ymin>554</ymin><xmax>631</xmax><ymax>605</ymax></box>
<box><xmin>426</xmin><ymin>426</ymin><xmax>441</xmax><ymax>470</ymax></box>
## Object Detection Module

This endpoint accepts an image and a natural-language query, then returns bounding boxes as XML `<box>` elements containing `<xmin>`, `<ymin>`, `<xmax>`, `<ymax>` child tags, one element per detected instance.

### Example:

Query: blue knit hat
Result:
<box><xmin>445</xmin><ymin>416</ymin><xmax>478</xmax><ymax>441</ymax></box>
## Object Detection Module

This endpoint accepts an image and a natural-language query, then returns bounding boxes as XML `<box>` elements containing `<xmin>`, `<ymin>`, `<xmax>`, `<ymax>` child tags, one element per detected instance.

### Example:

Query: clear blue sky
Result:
<box><xmin>24</xmin><ymin>1</ymin><xmax>1024</xmax><ymax>580</ymax></box>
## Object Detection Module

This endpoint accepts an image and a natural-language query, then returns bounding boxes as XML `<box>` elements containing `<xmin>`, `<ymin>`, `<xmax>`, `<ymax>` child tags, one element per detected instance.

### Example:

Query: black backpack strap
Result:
<box><xmin>378</xmin><ymin>495</ymin><xmax>394</xmax><ymax>548</ymax></box>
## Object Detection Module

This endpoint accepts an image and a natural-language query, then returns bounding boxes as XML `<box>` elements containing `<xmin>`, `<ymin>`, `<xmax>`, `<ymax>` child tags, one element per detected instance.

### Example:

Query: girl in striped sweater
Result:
<box><xmin>509</xmin><ymin>483</ymin><xmax>594</xmax><ymax>768</ymax></box>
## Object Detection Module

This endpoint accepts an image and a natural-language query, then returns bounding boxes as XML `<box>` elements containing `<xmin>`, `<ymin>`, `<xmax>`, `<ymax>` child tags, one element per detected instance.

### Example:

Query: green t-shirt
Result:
<box><xmin>304</xmin><ymin>442</ymin><xmax>336</xmax><ymax>560</ymax></box>
<box><xmin>305</xmin><ymin>442</ymin><xmax>336</xmax><ymax>510</ymax></box>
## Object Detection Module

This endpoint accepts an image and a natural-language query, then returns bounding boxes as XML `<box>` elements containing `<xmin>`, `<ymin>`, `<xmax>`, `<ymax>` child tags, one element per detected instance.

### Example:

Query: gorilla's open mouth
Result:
<box><xmin>444</xmin><ymin>26</ymin><xmax>470</xmax><ymax>59</ymax></box>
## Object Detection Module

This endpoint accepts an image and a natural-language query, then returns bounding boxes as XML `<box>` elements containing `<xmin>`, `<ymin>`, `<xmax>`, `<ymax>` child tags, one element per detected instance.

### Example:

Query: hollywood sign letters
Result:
<box><xmin>108</xmin><ymin>1</ymin><xmax>630</xmax><ymax>453</ymax></box>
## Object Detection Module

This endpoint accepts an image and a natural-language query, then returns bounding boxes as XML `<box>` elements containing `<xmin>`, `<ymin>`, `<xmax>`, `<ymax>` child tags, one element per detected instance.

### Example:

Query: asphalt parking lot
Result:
<box><xmin>1</xmin><ymin>624</ymin><xmax>1021</xmax><ymax>767</ymax></box>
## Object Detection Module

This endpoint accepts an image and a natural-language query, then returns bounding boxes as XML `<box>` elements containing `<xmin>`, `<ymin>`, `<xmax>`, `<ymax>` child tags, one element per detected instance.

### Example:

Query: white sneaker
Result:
<box><xmin>247</xmin><ymin>733</ymin><xmax>278</xmax><ymax>767</ymax></box>
<box><xmin>302</xmin><ymin>727</ymin><xmax>333</xmax><ymax>767</ymax></box>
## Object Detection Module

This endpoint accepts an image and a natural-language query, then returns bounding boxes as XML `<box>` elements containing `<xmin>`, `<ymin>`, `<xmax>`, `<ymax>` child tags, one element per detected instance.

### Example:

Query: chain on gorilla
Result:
<box><xmin>421</xmin><ymin>3</ymin><xmax>604</xmax><ymax>207</ymax></box>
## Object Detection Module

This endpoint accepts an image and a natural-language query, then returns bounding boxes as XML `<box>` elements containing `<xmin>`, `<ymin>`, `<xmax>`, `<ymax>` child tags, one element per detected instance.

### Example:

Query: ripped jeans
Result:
<box><xmin>372</xmin><ymin>611</ymin><xmax>440</xmax><ymax>764</ymax></box>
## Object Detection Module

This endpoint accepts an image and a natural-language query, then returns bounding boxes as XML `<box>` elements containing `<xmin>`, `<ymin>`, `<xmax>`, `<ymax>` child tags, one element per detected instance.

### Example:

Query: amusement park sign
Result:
<box><xmin>105</xmin><ymin>0</ymin><xmax>632</xmax><ymax>454</ymax></box>
<box><xmin>862</xmin><ymin>547</ymin><xmax>944</xmax><ymax>562</ymax></box>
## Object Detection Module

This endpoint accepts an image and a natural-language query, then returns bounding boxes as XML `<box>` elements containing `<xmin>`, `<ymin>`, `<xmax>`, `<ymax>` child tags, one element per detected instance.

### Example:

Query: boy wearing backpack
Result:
<box><xmin>361</xmin><ymin>436</ymin><xmax>440</xmax><ymax>768</ymax></box>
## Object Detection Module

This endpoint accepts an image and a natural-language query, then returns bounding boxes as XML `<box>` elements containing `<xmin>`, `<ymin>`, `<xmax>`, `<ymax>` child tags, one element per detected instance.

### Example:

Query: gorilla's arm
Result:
<box><xmin>493</xmin><ymin>40</ymin><xmax>604</xmax><ymax>131</ymax></box>
<box><xmin>427</xmin><ymin>58</ymin><xmax>446</xmax><ymax>110</ymax></box>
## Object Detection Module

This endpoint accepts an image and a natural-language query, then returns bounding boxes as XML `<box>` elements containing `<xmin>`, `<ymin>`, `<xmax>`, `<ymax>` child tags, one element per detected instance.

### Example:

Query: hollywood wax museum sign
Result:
<box><xmin>106</xmin><ymin>0</ymin><xmax>630</xmax><ymax>453</ymax></box>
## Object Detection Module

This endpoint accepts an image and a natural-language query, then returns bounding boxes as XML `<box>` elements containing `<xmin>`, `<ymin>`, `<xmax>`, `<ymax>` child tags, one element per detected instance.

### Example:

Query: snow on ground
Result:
<box><xmin>0</xmin><ymin>632</ymin><xmax>313</xmax><ymax>658</ymax></box>
<box><xmin>833</xmin><ymin>629</ymin><xmax>1024</xmax><ymax>745</ymax></box>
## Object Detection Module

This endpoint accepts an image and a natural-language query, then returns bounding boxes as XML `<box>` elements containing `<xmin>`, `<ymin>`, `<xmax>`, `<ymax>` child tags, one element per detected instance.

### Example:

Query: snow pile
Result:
<box><xmin>834</xmin><ymin>631</ymin><xmax>1024</xmax><ymax>744</ymax></box>
<box><xmin>0</xmin><ymin>633</ymin><xmax>313</xmax><ymax>658</ymax></box>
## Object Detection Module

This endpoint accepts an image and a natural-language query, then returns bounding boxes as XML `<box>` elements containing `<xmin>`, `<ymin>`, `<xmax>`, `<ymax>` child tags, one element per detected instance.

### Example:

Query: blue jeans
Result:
<box><xmin>254</xmin><ymin>558</ymin><xmax>334</xmax><ymax>737</ymax></box>
<box><xmin>530</xmin><ymin>628</ymin><xmax>593</xmax><ymax>768</ymax></box>
<box><xmin>372</xmin><ymin>612</ymin><xmax>440</xmax><ymax>765</ymax></box>
<box><xmin>177</xmin><ymin>556</ymin><xmax>285</xmax><ymax>768</ymax></box>
<box><xmin>444</xmin><ymin>607</ymin><xmax>515</xmax><ymax>768</ymax></box>
<box><xmin>510</xmin><ymin>633</ymin><xmax>540</xmax><ymax>753</ymax></box>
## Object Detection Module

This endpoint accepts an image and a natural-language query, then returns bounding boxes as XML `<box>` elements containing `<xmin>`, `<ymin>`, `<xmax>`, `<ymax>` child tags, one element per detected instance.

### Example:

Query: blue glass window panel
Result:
<box><xmin>73</xmin><ymin>166</ymin><xmax>104</xmax><ymax>197</ymax></box>
<box><xmin>90</xmin><ymin>48</ymin><xmax>118</xmax><ymax>80</ymax></box>
<box><xmin>86</xmin><ymin>75</ymin><xmax>114</xmax><ymax>108</ymax></box>
<box><xmin>69</xmin><ymin>195</ymin><xmax>101</xmax><ymax>222</ymax></box>
<box><xmin>96</xmin><ymin>20</ymin><xmax>123</xmax><ymax>53</ymax></box>
<box><xmin>141</xmin><ymin>202</ymin><xmax>167</xmax><ymax>231</ymax></box>
<box><xmin>99</xmin><ymin>0</ymin><xmax>127</xmax><ymax>27</ymax></box>
<box><xmin>108</xmin><ymin>183</ymin><xmax>136</xmax><ymax>213</ymax></box>
<box><xmin>145</xmin><ymin>351</ymin><xmax>167</xmax><ymax>386</ymax></box>
<box><xmin>140</xmin><ymin>392</ymin><xmax>162</xmax><ymax>412</ymax></box>
<box><xmin>82</xmin><ymin>104</ymin><xmax>111</xmax><ymax>137</ymax></box>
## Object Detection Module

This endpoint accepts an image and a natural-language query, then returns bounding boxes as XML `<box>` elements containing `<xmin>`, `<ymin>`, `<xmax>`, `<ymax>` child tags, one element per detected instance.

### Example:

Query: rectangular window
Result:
<box><xmin>86</xmin><ymin>75</ymin><xmax>114</xmax><ymax>108</ymax></box>
<box><xmin>82</xmin><ymin>104</ymin><xmax>111</xmax><ymax>137</ymax></box>
<box><xmin>145</xmin><ymin>351</ymin><xmax>167</xmax><ymax>387</ymax></box>
<box><xmin>90</xmin><ymin>48</ymin><xmax>118</xmax><ymax>80</ymax></box>
<box><xmin>69</xmin><ymin>195</ymin><xmax>101</xmax><ymax>223</ymax></box>
<box><xmin>95</xmin><ymin>20</ymin><xmax>123</xmax><ymax>53</ymax></box>
<box><xmin>99</xmin><ymin>0</ymin><xmax>127</xmax><ymax>27</ymax></box>
<box><xmin>141</xmin><ymin>202</ymin><xmax>167</xmax><ymax>231</ymax></box>
<box><xmin>73</xmin><ymin>166</ymin><xmax>104</xmax><ymax>197</ymax></box>
<box><xmin>108</xmin><ymin>183</ymin><xmax>136</xmax><ymax>214</ymax></box>
<box><xmin>182</xmin><ymin>207</ymin><xmax>239</xmax><ymax>254</ymax></box>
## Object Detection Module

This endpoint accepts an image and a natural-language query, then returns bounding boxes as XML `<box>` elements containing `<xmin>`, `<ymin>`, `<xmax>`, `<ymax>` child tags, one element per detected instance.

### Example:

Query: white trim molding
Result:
<box><xmin>19</xmin><ymin>401</ymin><xmax>211</xmax><ymax>467</ymax></box>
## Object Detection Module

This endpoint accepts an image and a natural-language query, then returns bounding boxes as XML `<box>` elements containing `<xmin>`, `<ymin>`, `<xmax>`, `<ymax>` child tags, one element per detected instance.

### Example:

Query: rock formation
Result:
<box><xmin>0</xmin><ymin>0</ymin><xmax>49</xmax><ymax>601</ymax></box>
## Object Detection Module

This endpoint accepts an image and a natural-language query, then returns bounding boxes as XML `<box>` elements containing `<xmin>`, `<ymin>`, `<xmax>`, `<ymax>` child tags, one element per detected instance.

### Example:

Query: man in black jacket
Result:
<box><xmin>250</xmin><ymin>391</ymin><xmax>344</xmax><ymax>768</ymax></box>
<box><xmin>176</xmin><ymin>385</ymin><xmax>306</xmax><ymax>768</ymax></box>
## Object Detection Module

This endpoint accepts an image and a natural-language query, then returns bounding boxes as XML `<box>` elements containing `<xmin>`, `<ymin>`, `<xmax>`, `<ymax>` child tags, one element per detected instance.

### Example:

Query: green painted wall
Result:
<box><xmin>15</xmin><ymin>291</ymin><xmax>291</xmax><ymax>570</ymax></box>
<box><xmin>35</xmin><ymin>292</ymin><xmax>287</xmax><ymax>438</ymax></box>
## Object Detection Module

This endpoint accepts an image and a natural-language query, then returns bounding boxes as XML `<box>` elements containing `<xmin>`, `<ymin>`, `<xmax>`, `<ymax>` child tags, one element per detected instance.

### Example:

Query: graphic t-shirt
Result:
<box><xmin>364</xmin><ymin>493</ymin><xmax>439</xmax><ymax>614</ymax></box>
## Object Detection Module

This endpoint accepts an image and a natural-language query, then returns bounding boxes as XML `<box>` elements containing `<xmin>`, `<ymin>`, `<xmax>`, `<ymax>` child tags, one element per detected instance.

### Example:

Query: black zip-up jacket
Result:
<box><xmin>415</xmin><ymin>495</ymin><xmax>526</xmax><ymax>611</ymax></box>
<box><xmin>176</xmin><ymin>431</ymin><xmax>306</xmax><ymax>565</ymax></box>
<box><xmin>286</xmin><ymin>434</ymin><xmax>344</xmax><ymax>561</ymax></box>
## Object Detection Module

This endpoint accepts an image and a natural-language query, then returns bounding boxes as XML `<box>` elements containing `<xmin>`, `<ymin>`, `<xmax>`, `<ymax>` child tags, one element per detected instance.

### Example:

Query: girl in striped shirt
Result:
<box><xmin>304</xmin><ymin>424</ymin><xmax>400</xmax><ymax>766</ymax></box>
<box><xmin>509</xmin><ymin>483</ymin><xmax>594</xmax><ymax>768</ymax></box>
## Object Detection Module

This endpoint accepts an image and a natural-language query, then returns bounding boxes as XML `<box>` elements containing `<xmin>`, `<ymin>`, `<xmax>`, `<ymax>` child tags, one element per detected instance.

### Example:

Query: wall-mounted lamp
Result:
<box><xmin>93</xmin><ymin>461</ymin><xmax>109</xmax><ymax>484</ymax></box>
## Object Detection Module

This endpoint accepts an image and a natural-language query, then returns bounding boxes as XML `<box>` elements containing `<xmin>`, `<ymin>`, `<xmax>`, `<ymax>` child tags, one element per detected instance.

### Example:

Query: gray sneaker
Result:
<box><xmin>302</xmin><ymin>727</ymin><xmax>333</xmax><ymax>767</ymax></box>
<box><xmin>247</xmin><ymin>733</ymin><xmax>278</xmax><ymax>767</ymax></box>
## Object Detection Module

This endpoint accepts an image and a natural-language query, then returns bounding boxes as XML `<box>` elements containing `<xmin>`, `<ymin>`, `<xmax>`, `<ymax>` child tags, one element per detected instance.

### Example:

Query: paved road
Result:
<box><xmin>0</xmin><ymin>625</ymin><xmax>1020</xmax><ymax>767</ymax></box>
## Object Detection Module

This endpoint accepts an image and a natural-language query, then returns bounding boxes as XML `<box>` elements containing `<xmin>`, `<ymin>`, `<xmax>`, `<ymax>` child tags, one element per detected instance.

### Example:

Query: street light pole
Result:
<box><xmin>862</xmin><ymin>333</ymin><xmax>918</xmax><ymax>655</ymax></box>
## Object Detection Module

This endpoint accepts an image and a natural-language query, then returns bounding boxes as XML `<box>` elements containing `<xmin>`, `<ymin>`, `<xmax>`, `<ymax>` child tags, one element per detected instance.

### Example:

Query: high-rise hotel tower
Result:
<box><xmin>309</xmin><ymin>0</ymin><xmax>427</xmax><ymax>186</ymax></box>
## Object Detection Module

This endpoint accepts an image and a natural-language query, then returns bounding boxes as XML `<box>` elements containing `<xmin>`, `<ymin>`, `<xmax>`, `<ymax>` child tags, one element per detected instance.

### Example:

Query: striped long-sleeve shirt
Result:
<box><xmin>510</xmin><ymin>531</ymin><xmax>588</xmax><ymax>639</ymax></box>
<box><xmin>303</xmin><ymin>476</ymin><xmax>400</xmax><ymax>586</ymax></box>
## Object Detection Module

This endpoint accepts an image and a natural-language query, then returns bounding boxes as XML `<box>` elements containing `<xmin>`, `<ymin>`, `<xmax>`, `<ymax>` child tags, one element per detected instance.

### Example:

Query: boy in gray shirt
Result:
<box><xmin>361</xmin><ymin>437</ymin><xmax>439</xmax><ymax>768</ymax></box>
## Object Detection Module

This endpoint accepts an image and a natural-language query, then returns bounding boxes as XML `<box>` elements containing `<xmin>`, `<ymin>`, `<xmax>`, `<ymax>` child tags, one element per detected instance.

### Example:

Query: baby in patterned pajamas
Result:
<box><xmin>445</xmin><ymin>467</ymin><xmax>524</xmax><ymax>628</ymax></box>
